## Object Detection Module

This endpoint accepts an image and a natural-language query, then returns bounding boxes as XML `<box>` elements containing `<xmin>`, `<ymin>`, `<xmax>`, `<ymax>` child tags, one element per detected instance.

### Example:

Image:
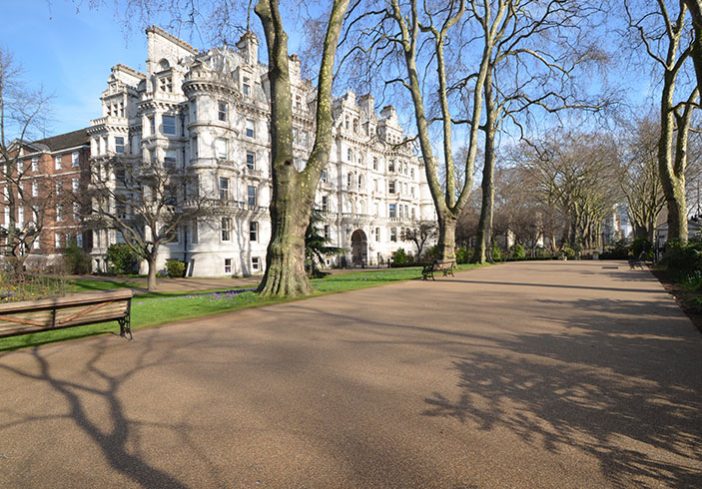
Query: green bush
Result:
<box><xmin>511</xmin><ymin>244</ymin><xmax>526</xmax><ymax>260</ymax></box>
<box><xmin>455</xmin><ymin>247</ymin><xmax>471</xmax><ymax>264</ymax></box>
<box><xmin>631</xmin><ymin>238</ymin><xmax>653</xmax><ymax>260</ymax></box>
<box><xmin>63</xmin><ymin>240</ymin><xmax>92</xmax><ymax>274</ymax></box>
<box><xmin>492</xmin><ymin>244</ymin><xmax>503</xmax><ymax>262</ymax></box>
<box><xmin>661</xmin><ymin>239</ymin><xmax>702</xmax><ymax>274</ymax></box>
<box><xmin>601</xmin><ymin>239</ymin><xmax>630</xmax><ymax>260</ymax></box>
<box><xmin>106</xmin><ymin>244</ymin><xmax>140</xmax><ymax>274</ymax></box>
<box><xmin>391</xmin><ymin>248</ymin><xmax>414</xmax><ymax>267</ymax></box>
<box><xmin>166</xmin><ymin>259</ymin><xmax>186</xmax><ymax>278</ymax></box>
<box><xmin>561</xmin><ymin>245</ymin><xmax>576</xmax><ymax>260</ymax></box>
<box><xmin>422</xmin><ymin>245</ymin><xmax>440</xmax><ymax>263</ymax></box>
<box><xmin>681</xmin><ymin>270</ymin><xmax>702</xmax><ymax>291</ymax></box>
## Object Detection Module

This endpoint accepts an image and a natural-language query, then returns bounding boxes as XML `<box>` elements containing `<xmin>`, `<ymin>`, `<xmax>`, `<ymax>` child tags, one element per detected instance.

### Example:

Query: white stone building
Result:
<box><xmin>88</xmin><ymin>26</ymin><xmax>435</xmax><ymax>277</ymax></box>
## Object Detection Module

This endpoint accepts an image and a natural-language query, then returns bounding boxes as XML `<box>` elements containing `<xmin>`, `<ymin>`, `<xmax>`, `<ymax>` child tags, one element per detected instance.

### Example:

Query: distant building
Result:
<box><xmin>0</xmin><ymin>129</ymin><xmax>91</xmax><ymax>269</ymax></box>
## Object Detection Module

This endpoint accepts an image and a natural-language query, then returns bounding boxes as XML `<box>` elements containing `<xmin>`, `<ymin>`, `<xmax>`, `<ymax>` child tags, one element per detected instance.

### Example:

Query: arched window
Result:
<box><xmin>158</xmin><ymin>59</ymin><xmax>170</xmax><ymax>71</ymax></box>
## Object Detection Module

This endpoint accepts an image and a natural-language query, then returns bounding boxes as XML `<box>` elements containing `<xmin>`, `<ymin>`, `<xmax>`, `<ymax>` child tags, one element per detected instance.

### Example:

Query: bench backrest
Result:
<box><xmin>0</xmin><ymin>289</ymin><xmax>133</xmax><ymax>338</ymax></box>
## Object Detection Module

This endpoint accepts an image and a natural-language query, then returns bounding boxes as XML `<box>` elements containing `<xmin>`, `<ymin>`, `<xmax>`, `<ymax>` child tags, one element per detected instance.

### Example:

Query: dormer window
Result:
<box><xmin>218</xmin><ymin>101</ymin><xmax>228</xmax><ymax>122</ymax></box>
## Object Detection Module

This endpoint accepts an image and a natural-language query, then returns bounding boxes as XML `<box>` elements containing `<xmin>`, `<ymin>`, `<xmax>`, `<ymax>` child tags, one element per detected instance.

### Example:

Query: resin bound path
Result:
<box><xmin>1</xmin><ymin>261</ymin><xmax>700</xmax><ymax>488</ymax></box>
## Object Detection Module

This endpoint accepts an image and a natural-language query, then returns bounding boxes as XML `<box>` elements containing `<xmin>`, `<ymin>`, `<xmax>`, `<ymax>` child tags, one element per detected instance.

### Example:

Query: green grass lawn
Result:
<box><xmin>0</xmin><ymin>264</ymin><xmax>484</xmax><ymax>352</ymax></box>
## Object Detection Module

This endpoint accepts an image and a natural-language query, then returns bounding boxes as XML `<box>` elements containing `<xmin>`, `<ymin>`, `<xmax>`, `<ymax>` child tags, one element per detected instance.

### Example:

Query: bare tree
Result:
<box><xmin>86</xmin><ymin>155</ymin><xmax>212</xmax><ymax>291</ymax></box>
<box><xmin>0</xmin><ymin>48</ymin><xmax>53</xmax><ymax>274</ymax></box>
<box><xmin>522</xmin><ymin>131</ymin><xmax>623</xmax><ymax>252</ymax></box>
<box><xmin>467</xmin><ymin>0</ymin><xmax>608</xmax><ymax>263</ymax></box>
<box><xmin>626</xmin><ymin>0</ymin><xmax>699</xmax><ymax>243</ymax></box>
<box><xmin>618</xmin><ymin>116</ymin><xmax>667</xmax><ymax>242</ymax></box>
<box><xmin>402</xmin><ymin>221</ymin><xmax>437</xmax><ymax>261</ymax></box>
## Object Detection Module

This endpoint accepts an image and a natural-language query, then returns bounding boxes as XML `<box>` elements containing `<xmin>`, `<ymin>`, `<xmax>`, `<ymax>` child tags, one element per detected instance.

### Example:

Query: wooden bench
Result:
<box><xmin>0</xmin><ymin>289</ymin><xmax>134</xmax><ymax>339</ymax></box>
<box><xmin>422</xmin><ymin>260</ymin><xmax>456</xmax><ymax>280</ymax></box>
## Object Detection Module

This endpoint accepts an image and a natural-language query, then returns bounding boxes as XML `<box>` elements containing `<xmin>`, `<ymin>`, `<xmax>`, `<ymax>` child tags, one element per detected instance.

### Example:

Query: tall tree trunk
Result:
<box><xmin>685</xmin><ymin>0</ymin><xmax>702</xmax><ymax>94</ymax></box>
<box><xmin>474</xmin><ymin>72</ymin><xmax>497</xmax><ymax>264</ymax></box>
<box><xmin>665</xmin><ymin>180</ymin><xmax>688</xmax><ymax>242</ymax></box>
<box><xmin>147</xmin><ymin>254</ymin><xmax>158</xmax><ymax>292</ymax></box>
<box><xmin>255</xmin><ymin>0</ymin><xmax>348</xmax><ymax>297</ymax></box>
<box><xmin>437</xmin><ymin>214</ymin><xmax>456</xmax><ymax>262</ymax></box>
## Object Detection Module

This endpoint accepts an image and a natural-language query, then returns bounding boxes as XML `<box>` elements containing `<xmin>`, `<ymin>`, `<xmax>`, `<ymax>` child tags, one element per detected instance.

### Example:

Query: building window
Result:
<box><xmin>250</xmin><ymin>221</ymin><xmax>258</xmax><ymax>241</ymax></box>
<box><xmin>149</xmin><ymin>116</ymin><xmax>156</xmax><ymax>136</ymax></box>
<box><xmin>56</xmin><ymin>204</ymin><xmax>63</xmax><ymax>222</ymax></box>
<box><xmin>33</xmin><ymin>238</ymin><xmax>40</xmax><ymax>250</ymax></box>
<box><xmin>73</xmin><ymin>202</ymin><xmax>81</xmax><ymax>221</ymax></box>
<box><xmin>388</xmin><ymin>160</ymin><xmax>395</xmax><ymax>172</ymax></box>
<box><xmin>347</xmin><ymin>173</ymin><xmax>352</xmax><ymax>188</ymax></box>
<box><xmin>245</xmin><ymin>119</ymin><xmax>255</xmax><ymax>138</ymax></box>
<box><xmin>324</xmin><ymin>225</ymin><xmax>330</xmax><ymax>240</ymax></box>
<box><xmin>251</xmin><ymin>256</ymin><xmax>261</xmax><ymax>272</ymax></box>
<box><xmin>390</xmin><ymin>227</ymin><xmax>397</xmax><ymax>242</ymax></box>
<box><xmin>375</xmin><ymin>227</ymin><xmax>380</xmax><ymax>241</ymax></box>
<box><xmin>224</xmin><ymin>258</ymin><xmax>232</xmax><ymax>274</ymax></box>
<box><xmin>221</xmin><ymin>217</ymin><xmax>232</xmax><ymax>241</ymax></box>
<box><xmin>389</xmin><ymin>181</ymin><xmax>396</xmax><ymax>194</ymax></box>
<box><xmin>295</xmin><ymin>94</ymin><xmax>302</xmax><ymax>109</ymax></box>
<box><xmin>411</xmin><ymin>168</ymin><xmax>415</xmax><ymax>178</ymax></box>
<box><xmin>115</xmin><ymin>137</ymin><xmax>125</xmax><ymax>154</ymax></box>
<box><xmin>389</xmin><ymin>203</ymin><xmax>397</xmax><ymax>218</ymax></box>
<box><xmin>218</xmin><ymin>101</ymin><xmax>228</xmax><ymax>122</ymax></box>
<box><xmin>72</xmin><ymin>151</ymin><xmax>79</xmax><ymax>166</ymax></box>
<box><xmin>247</xmin><ymin>185</ymin><xmax>257</xmax><ymax>207</ymax></box>
<box><xmin>215</xmin><ymin>138</ymin><xmax>228</xmax><ymax>159</ymax></box>
<box><xmin>159</xmin><ymin>76</ymin><xmax>173</xmax><ymax>92</ymax></box>
<box><xmin>191</xmin><ymin>137</ymin><xmax>198</xmax><ymax>158</ymax></box>
<box><xmin>219</xmin><ymin>177</ymin><xmax>229</xmax><ymax>201</ymax></box>
<box><xmin>55</xmin><ymin>232</ymin><xmax>62</xmax><ymax>249</ymax></box>
<box><xmin>246</xmin><ymin>151</ymin><xmax>256</xmax><ymax>170</ymax></box>
<box><xmin>54</xmin><ymin>155</ymin><xmax>62</xmax><ymax>170</ymax></box>
<box><xmin>165</xmin><ymin>150</ymin><xmax>177</xmax><ymax>168</ymax></box>
<box><xmin>72</xmin><ymin>178</ymin><xmax>79</xmax><ymax>193</ymax></box>
<box><xmin>32</xmin><ymin>181</ymin><xmax>39</xmax><ymax>197</ymax></box>
<box><xmin>17</xmin><ymin>206</ymin><xmax>24</xmax><ymax>225</ymax></box>
<box><xmin>373</xmin><ymin>157</ymin><xmax>378</xmax><ymax>171</ymax></box>
<box><xmin>31</xmin><ymin>157</ymin><xmax>39</xmax><ymax>172</ymax></box>
<box><xmin>321</xmin><ymin>170</ymin><xmax>328</xmax><ymax>183</ymax></box>
<box><xmin>163</xmin><ymin>115</ymin><xmax>176</xmax><ymax>135</ymax></box>
<box><xmin>322</xmin><ymin>195</ymin><xmax>328</xmax><ymax>212</ymax></box>
<box><xmin>242</xmin><ymin>78</ymin><xmax>251</xmax><ymax>96</ymax></box>
<box><xmin>347</xmin><ymin>148</ymin><xmax>353</xmax><ymax>162</ymax></box>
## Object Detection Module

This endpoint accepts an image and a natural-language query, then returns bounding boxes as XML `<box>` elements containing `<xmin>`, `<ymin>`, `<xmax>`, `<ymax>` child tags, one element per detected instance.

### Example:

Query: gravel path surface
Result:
<box><xmin>1</xmin><ymin>261</ymin><xmax>700</xmax><ymax>488</ymax></box>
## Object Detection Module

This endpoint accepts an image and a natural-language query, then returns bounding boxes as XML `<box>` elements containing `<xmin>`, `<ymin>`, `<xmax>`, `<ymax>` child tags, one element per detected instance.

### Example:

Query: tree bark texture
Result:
<box><xmin>255</xmin><ymin>0</ymin><xmax>349</xmax><ymax>297</ymax></box>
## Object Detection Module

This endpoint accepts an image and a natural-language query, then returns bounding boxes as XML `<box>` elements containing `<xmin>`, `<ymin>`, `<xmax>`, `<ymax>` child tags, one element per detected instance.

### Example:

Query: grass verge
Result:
<box><xmin>0</xmin><ymin>264</ymin><xmax>484</xmax><ymax>352</ymax></box>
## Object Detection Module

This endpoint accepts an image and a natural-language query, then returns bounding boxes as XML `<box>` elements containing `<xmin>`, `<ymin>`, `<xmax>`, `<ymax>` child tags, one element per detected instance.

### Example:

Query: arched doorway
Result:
<box><xmin>351</xmin><ymin>229</ymin><xmax>368</xmax><ymax>267</ymax></box>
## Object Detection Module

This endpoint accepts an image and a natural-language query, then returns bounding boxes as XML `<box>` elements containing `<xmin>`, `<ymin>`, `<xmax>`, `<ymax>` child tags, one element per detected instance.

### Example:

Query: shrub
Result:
<box><xmin>391</xmin><ymin>248</ymin><xmax>413</xmax><ymax>267</ymax></box>
<box><xmin>681</xmin><ymin>270</ymin><xmax>702</xmax><ymax>291</ymax></box>
<box><xmin>455</xmin><ymin>247</ymin><xmax>471</xmax><ymax>264</ymax></box>
<box><xmin>63</xmin><ymin>240</ymin><xmax>92</xmax><ymax>275</ymax></box>
<box><xmin>631</xmin><ymin>238</ymin><xmax>653</xmax><ymax>260</ymax></box>
<box><xmin>422</xmin><ymin>245</ymin><xmax>440</xmax><ymax>263</ymax></box>
<box><xmin>166</xmin><ymin>259</ymin><xmax>186</xmax><ymax>278</ymax></box>
<box><xmin>106</xmin><ymin>244</ymin><xmax>140</xmax><ymax>274</ymax></box>
<box><xmin>492</xmin><ymin>244</ymin><xmax>503</xmax><ymax>262</ymax></box>
<box><xmin>601</xmin><ymin>239</ymin><xmax>630</xmax><ymax>260</ymax></box>
<box><xmin>661</xmin><ymin>239</ymin><xmax>702</xmax><ymax>274</ymax></box>
<box><xmin>511</xmin><ymin>244</ymin><xmax>526</xmax><ymax>260</ymax></box>
<box><xmin>561</xmin><ymin>245</ymin><xmax>576</xmax><ymax>260</ymax></box>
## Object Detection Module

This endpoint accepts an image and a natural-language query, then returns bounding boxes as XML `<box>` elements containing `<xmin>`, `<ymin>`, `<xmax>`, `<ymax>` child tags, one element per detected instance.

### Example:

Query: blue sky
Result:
<box><xmin>1</xmin><ymin>0</ymin><xmax>149</xmax><ymax>135</ymax></box>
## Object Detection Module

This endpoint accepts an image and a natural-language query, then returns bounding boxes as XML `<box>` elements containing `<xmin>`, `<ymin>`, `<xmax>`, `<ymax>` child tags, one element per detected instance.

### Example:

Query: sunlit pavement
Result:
<box><xmin>1</xmin><ymin>261</ymin><xmax>700</xmax><ymax>488</ymax></box>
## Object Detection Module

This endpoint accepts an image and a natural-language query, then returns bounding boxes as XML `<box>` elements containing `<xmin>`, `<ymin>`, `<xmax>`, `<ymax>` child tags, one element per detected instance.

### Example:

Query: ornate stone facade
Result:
<box><xmin>88</xmin><ymin>26</ymin><xmax>435</xmax><ymax>277</ymax></box>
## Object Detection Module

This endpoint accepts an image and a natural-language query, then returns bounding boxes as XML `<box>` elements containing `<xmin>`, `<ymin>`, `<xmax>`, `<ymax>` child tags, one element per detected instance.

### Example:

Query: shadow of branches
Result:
<box><xmin>424</xmin><ymin>297</ymin><xmax>702</xmax><ymax>488</ymax></box>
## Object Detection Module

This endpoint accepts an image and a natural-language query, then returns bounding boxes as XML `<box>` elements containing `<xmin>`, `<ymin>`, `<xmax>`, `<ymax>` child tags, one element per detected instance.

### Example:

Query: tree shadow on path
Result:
<box><xmin>423</xmin><ymin>297</ymin><xmax>702</xmax><ymax>488</ymax></box>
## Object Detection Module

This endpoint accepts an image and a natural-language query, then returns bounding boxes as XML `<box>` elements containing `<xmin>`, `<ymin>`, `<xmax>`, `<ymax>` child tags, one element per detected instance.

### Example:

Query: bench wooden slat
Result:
<box><xmin>0</xmin><ymin>289</ymin><xmax>133</xmax><ymax>339</ymax></box>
